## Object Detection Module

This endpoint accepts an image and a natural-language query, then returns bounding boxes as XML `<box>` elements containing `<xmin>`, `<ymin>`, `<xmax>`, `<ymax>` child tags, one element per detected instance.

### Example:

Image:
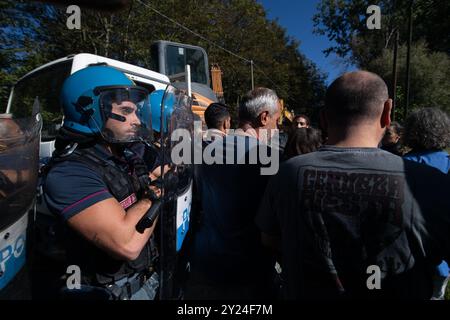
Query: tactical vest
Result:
<box><xmin>45</xmin><ymin>144</ymin><xmax>158</xmax><ymax>287</ymax></box>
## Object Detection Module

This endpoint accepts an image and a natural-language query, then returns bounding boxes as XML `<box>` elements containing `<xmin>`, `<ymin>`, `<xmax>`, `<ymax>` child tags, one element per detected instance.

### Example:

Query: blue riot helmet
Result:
<box><xmin>150</xmin><ymin>89</ymin><xmax>174</xmax><ymax>133</ymax></box>
<box><xmin>60</xmin><ymin>66</ymin><xmax>152</xmax><ymax>143</ymax></box>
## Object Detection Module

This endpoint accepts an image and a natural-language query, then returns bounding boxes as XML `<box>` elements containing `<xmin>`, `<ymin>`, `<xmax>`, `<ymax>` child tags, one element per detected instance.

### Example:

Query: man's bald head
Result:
<box><xmin>325</xmin><ymin>71</ymin><xmax>389</xmax><ymax>126</ymax></box>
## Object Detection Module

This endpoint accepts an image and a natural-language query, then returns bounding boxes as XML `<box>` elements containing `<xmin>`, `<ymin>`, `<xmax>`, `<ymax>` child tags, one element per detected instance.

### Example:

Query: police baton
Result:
<box><xmin>136</xmin><ymin>200</ymin><xmax>161</xmax><ymax>233</ymax></box>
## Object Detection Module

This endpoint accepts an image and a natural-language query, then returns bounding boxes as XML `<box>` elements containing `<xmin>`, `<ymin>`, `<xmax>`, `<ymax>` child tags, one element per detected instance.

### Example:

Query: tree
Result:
<box><xmin>0</xmin><ymin>1</ymin><xmax>59</xmax><ymax>109</ymax></box>
<box><xmin>313</xmin><ymin>0</ymin><xmax>450</xmax><ymax>66</ymax></box>
<box><xmin>367</xmin><ymin>41</ymin><xmax>450</xmax><ymax>119</ymax></box>
<box><xmin>313</xmin><ymin>0</ymin><xmax>450</xmax><ymax>117</ymax></box>
<box><xmin>1</xmin><ymin>0</ymin><xmax>327</xmax><ymax>117</ymax></box>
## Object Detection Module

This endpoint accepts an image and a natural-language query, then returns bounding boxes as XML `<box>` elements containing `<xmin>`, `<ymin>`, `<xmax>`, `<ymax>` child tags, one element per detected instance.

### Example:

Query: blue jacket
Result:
<box><xmin>404</xmin><ymin>150</ymin><xmax>450</xmax><ymax>174</ymax></box>
<box><xmin>404</xmin><ymin>150</ymin><xmax>450</xmax><ymax>277</ymax></box>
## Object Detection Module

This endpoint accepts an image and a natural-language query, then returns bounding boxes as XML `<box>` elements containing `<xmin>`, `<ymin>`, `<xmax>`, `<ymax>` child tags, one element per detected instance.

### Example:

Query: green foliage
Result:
<box><xmin>313</xmin><ymin>0</ymin><xmax>450</xmax><ymax>118</ymax></box>
<box><xmin>313</xmin><ymin>0</ymin><xmax>450</xmax><ymax>64</ymax></box>
<box><xmin>366</xmin><ymin>41</ymin><xmax>450</xmax><ymax>120</ymax></box>
<box><xmin>0</xmin><ymin>0</ymin><xmax>326</xmax><ymax>117</ymax></box>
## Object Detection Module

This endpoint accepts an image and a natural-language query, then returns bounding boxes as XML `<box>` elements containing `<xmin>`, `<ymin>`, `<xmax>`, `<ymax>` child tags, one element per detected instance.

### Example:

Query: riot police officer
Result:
<box><xmin>43</xmin><ymin>66</ymin><xmax>160</xmax><ymax>300</ymax></box>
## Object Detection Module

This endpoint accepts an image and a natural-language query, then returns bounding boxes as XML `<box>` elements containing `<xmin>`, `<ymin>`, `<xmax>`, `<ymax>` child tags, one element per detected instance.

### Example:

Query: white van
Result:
<box><xmin>6</xmin><ymin>53</ymin><xmax>171</xmax><ymax>160</ymax></box>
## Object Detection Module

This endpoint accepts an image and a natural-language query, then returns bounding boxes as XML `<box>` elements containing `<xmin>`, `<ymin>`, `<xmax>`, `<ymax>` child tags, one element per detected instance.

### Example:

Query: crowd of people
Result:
<box><xmin>187</xmin><ymin>70</ymin><xmax>450</xmax><ymax>300</ymax></box>
<box><xmin>25</xmin><ymin>65</ymin><xmax>449</xmax><ymax>300</ymax></box>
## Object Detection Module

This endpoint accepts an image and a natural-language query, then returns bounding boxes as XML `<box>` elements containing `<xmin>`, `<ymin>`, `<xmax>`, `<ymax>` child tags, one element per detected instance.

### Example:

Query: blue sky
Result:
<box><xmin>258</xmin><ymin>0</ymin><xmax>356</xmax><ymax>84</ymax></box>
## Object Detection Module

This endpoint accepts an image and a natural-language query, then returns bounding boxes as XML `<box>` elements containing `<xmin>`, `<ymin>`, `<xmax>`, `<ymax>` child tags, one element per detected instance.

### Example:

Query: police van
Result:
<box><xmin>2</xmin><ymin>53</ymin><xmax>195</xmax><ymax>299</ymax></box>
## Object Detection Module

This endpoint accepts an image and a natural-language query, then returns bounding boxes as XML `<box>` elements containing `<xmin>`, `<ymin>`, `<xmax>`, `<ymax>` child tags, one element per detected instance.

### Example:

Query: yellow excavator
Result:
<box><xmin>278</xmin><ymin>99</ymin><xmax>295</xmax><ymax>125</ymax></box>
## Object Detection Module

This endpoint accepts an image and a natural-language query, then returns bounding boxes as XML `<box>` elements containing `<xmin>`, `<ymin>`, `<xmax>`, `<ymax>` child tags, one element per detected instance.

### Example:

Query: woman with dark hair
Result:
<box><xmin>403</xmin><ymin>107</ymin><xmax>450</xmax><ymax>300</ymax></box>
<box><xmin>381</xmin><ymin>121</ymin><xmax>405</xmax><ymax>156</ymax></box>
<box><xmin>292</xmin><ymin>114</ymin><xmax>310</xmax><ymax>129</ymax></box>
<box><xmin>283</xmin><ymin>127</ymin><xmax>322</xmax><ymax>160</ymax></box>
<box><xmin>403</xmin><ymin>107</ymin><xmax>450</xmax><ymax>172</ymax></box>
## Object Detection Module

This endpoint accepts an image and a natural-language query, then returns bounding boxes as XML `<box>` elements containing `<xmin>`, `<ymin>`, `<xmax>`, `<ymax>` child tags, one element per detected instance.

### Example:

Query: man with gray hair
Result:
<box><xmin>185</xmin><ymin>87</ymin><xmax>280</xmax><ymax>299</ymax></box>
<box><xmin>256</xmin><ymin>71</ymin><xmax>450</xmax><ymax>299</ymax></box>
<box><xmin>235</xmin><ymin>87</ymin><xmax>281</xmax><ymax>144</ymax></box>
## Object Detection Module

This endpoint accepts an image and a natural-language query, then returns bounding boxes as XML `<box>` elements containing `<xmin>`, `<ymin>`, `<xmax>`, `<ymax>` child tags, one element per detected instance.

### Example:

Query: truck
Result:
<box><xmin>150</xmin><ymin>40</ymin><xmax>222</xmax><ymax>121</ymax></box>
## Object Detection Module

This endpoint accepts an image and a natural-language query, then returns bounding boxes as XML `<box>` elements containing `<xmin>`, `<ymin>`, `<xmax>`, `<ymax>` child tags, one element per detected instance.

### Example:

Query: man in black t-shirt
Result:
<box><xmin>256</xmin><ymin>71</ymin><xmax>450</xmax><ymax>299</ymax></box>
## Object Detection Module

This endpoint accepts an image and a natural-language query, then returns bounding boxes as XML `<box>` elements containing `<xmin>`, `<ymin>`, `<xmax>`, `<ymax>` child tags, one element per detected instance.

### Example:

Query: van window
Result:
<box><xmin>9</xmin><ymin>61</ymin><xmax>72</xmax><ymax>141</ymax></box>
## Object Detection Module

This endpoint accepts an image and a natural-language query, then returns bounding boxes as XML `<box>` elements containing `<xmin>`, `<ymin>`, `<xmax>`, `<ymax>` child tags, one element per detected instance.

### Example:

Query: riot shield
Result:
<box><xmin>0</xmin><ymin>103</ymin><xmax>42</xmax><ymax>294</ymax></box>
<box><xmin>158</xmin><ymin>85</ymin><xmax>194</xmax><ymax>299</ymax></box>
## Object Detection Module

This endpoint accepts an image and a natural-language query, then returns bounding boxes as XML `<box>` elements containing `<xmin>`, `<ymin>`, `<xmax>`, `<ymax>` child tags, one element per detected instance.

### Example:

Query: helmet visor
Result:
<box><xmin>98</xmin><ymin>86</ymin><xmax>152</xmax><ymax>143</ymax></box>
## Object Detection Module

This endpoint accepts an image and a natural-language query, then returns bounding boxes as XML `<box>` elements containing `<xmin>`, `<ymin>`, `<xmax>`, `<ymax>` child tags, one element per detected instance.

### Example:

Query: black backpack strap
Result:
<box><xmin>79</xmin><ymin>148</ymin><xmax>140</xmax><ymax>202</ymax></box>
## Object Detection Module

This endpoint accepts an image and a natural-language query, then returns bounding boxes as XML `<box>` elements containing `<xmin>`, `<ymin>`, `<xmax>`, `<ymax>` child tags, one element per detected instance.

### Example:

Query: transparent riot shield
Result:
<box><xmin>158</xmin><ymin>85</ymin><xmax>194</xmax><ymax>299</ymax></box>
<box><xmin>0</xmin><ymin>102</ymin><xmax>42</xmax><ymax>294</ymax></box>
